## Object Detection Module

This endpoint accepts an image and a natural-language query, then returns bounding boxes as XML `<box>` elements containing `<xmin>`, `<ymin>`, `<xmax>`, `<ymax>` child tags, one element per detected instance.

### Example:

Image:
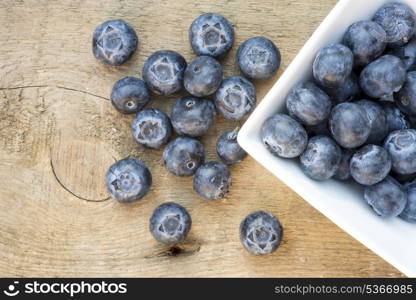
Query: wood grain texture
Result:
<box><xmin>0</xmin><ymin>0</ymin><xmax>404</xmax><ymax>277</ymax></box>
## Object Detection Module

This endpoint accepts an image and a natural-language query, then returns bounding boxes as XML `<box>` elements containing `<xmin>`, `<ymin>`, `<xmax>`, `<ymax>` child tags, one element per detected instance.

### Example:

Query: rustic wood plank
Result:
<box><xmin>0</xmin><ymin>0</ymin><xmax>404</xmax><ymax>277</ymax></box>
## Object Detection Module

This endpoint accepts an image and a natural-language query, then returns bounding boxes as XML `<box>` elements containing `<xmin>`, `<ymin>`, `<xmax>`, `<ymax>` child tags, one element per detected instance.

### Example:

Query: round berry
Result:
<box><xmin>131</xmin><ymin>109</ymin><xmax>172</xmax><ymax>149</ymax></box>
<box><xmin>237</xmin><ymin>37</ymin><xmax>281</xmax><ymax>80</ymax></box>
<box><xmin>105</xmin><ymin>158</ymin><xmax>152</xmax><ymax>204</ymax></box>
<box><xmin>163</xmin><ymin>137</ymin><xmax>205</xmax><ymax>177</ymax></box>
<box><xmin>261</xmin><ymin>113</ymin><xmax>308</xmax><ymax>158</ymax></box>
<box><xmin>321</xmin><ymin>73</ymin><xmax>361</xmax><ymax>104</ymax></box>
<box><xmin>342</xmin><ymin>20</ymin><xmax>387</xmax><ymax>67</ymax></box>
<box><xmin>383</xmin><ymin>103</ymin><xmax>410</xmax><ymax>132</ymax></box>
<box><xmin>240</xmin><ymin>211</ymin><xmax>282</xmax><ymax>255</ymax></box>
<box><xmin>171</xmin><ymin>96</ymin><xmax>216</xmax><ymax>137</ymax></box>
<box><xmin>313</xmin><ymin>43</ymin><xmax>353</xmax><ymax>88</ymax></box>
<box><xmin>286</xmin><ymin>81</ymin><xmax>331</xmax><ymax>126</ymax></box>
<box><xmin>300</xmin><ymin>136</ymin><xmax>342</xmax><ymax>181</ymax></box>
<box><xmin>149</xmin><ymin>202</ymin><xmax>191</xmax><ymax>245</ymax></box>
<box><xmin>384</xmin><ymin>129</ymin><xmax>416</xmax><ymax>175</ymax></box>
<box><xmin>357</xmin><ymin>100</ymin><xmax>388</xmax><ymax>144</ymax></box>
<box><xmin>189</xmin><ymin>13</ymin><xmax>234</xmax><ymax>58</ymax></box>
<box><xmin>216</xmin><ymin>129</ymin><xmax>247</xmax><ymax>165</ymax></box>
<box><xmin>364</xmin><ymin>176</ymin><xmax>407</xmax><ymax>217</ymax></box>
<box><xmin>373</xmin><ymin>2</ymin><xmax>416</xmax><ymax>48</ymax></box>
<box><xmin>214</xmin><ymin>76</ymin><xmax>256</xmax><ymax>120</ymax></box>
<box><xmin>400</xmin><ymin>180</ymin><xmax>416</xmax><ymax>223</ymax></box>
<box><xmin>193</xmin><ymin>161</ymin><xmax>231</xmax><ymax>200</ymax></box>
<box><xmin>142</xmin><ymin>50</ymin><xmax>187</xmax><ymax>95</ymax></box>
<box><xmin>92</xmin><ymin>19</ymin><xmax>138</xmax><ymax>66</ymax></box>
<box><xmin>184</xmin><ymin>56</ymin><xmax>223</xmax><ymax>97</ymax></box>
<box><xmin>110</xmin><ymin>77</ymin><xmax>150</xmax><ymax>114</ymax></box>
<box><xmin>388</xmin><ymin>38</ymin><xmax>416</xmax><ymax>71</ymax></box>
<box><xmin>329</xmin><ymin>102</ymin><xmax>371</xmax><ymax>149</ymax></box>
<box><xmin>395</xmin><ymin>71</ymin><xmax>416</xmax><ymax>116</ymax></box>
<box><xmin>350</xmin><ymin>145</ymin><xmax>391</xmax><ymax>186</ymax></box>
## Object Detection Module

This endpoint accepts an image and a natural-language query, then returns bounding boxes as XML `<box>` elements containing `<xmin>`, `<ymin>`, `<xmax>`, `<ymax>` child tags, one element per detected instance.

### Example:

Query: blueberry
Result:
<box><xmin>342</xmin><ymin>20</ymin><xmax>387</xmax><ymax>67</ymax></box>
<box><xmin>163</xmin><ymin>137</ymin><xmax>205</xmax><ymax>177</ymax></box>
<box><xmin>364</xmin><ymin>176</ymin><xmax>406</xmax><ymax>217</ymax></box>
<box><xmin>237</xmin><ymin>37</ymin><xmax>281</xmax><ymax>80</ymax></box>
<box><xmin>395</xmin><ymin>71</ymin><xmax>416</xmax><ymax>116</ymax></box>
<box><xmin>388</xmin><ymin>38</ymin><xmax>416</xmax><ymax>71</ymax></box>
<box><xmin>216</xmin><ymin>129</ymin><xmax>247</xmax><ymax>165</ymax></box>
<box><xmin>189</xmin><ymin>13</ymin><xmax>234</xmax><ymax>58</ymax></box>
<box><xmin>329</xmin><ymin>102</ymin><xmax>371</xmax><ymax>149</ymax></box>
<box><xmin>333</xmin><ymin>149</ymin><xmax>354</xmax><ymax>181</ymax></box>
<box><xmin>400</xmin><ymin>180</ymin><xmax>416</xmax><ymax>223</ymax></box>
<box><xmin>300</xmin><ymin>136</ymin><xmax>341</xmax><ymax>181</ymax></box>
<box><xmin>313</xmin><ymin>44</ymin><xmax>353</xmax><ymax>88</ymax></box>
<box><xmin>105</xmin><ymin>158</ymin><xmax>152</xmax><ymax>203</ymax></box>
<box><xmin>357</xmin><ymin>100</ymin><xmax>388</xmax><ymax>144</ymax></box>
<box><xmin>384</xmin><ymin>129</ymin><xmax>416</xmax><ymax>175</ymax></box>
<box><xmin>92</xmin><ymin>20</ymin><xmax>138</xmax><ymax>66</ymax></box>
<box><xmin>373</xmin><ymin>2</ymin><xmax>416</xmax><ymax>48</ymax></box>
<box><xmin>383</xmin><ymin>103</ymin><xmax>410</xmax><ymax>132</ymax></box>
<box><xmin>359</xmin><ymin>55</ymin><xmax>406</xmax><ymax>100</ymax></box>
<box><xmin>149</xmin><ymin>202</ymin><xmax>191</xmax><ymax>245</ymax></box>
<box><xmin>171</xmin><ymin>96</ymin><xmax>216</xmax><ymax>137</ymax></box>
<box><xmin>131</xmin><ymin>108</ymin><xmax>172</xmax><ymax>149</ymax></box>
<box><xmin>193</xmin><ymin>161</ymin><xmax>231</xmax><ymax>200</ymax></box>
<box><xmin>321</xmin><ymin>73</ymin><xmax>361</xmax><ymax>104</ymax></box>
<box><xmin>184</xmin><ymin>56</ymin><xmax>223</xmax><ymax>97</ymax></box>
<box><xmin>239</xmin><ymin>211</ymin><xmax>282</xmax><ymax>255</ymax></box>
<box><xmin>214</xmin><ymin>76</ymin><xmax>256</xmax><ymax>120</ymax></box>
<box><xmin>350</xmin><ymin>144</ymin><xmax>391</xmax><ymax>185</ymax></box>
<box><xmin>261</xmin><ymin>113</ymin><xmax>308</xmax><ymax>158</ymax></box>
<box><xmin>286</xmin><ymin>81</ymin><xmax>331</xmax><ymax>126</ymax></box>
<box><xmin>110</xmin><ymin>77</ymin><xmax>150</xmax><ymax>114</ymax></box>
<box><xmin>142</xmin><ymin>50</ymin><xmax>187</xmax><ymax>95</ymax></box>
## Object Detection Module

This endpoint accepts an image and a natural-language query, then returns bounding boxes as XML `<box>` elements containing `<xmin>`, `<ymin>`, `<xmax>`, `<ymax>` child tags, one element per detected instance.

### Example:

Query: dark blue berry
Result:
<box><xmin>216</xmin><ymin>129</ymin><xmax>247</xmax><ymax>165</ymax></box>
<box><xmin>333</xmin><ymin>149</ymin><xmax>354</xmax><ymax>181</ymax></box>
<box><xmin>321</xmin><ymin>73</ymin><xmax>361</xmax><ymax>104</ymax></box>
<box><xmin>329</xmin><ymin>102</ymin><xmax>371</xmax><ymax>149</ymax></box>
<box><xmin>383</xmin><ymin>102</ymin><xmax>410</xmax><ymax>132</ymax></box>
<box><xmin>305</xmin><ymin>122</ymin><xmax>331</xmax><ymax>138</ymax></box>
<box><xmin>384</xmin><ymin>129</ymin><xmax>416</xmax><ymax>175</ymax></box>
<box><xmin>105</xmin><ymin>158</ymin><xmax>152</xmax><ymax>204</ymax></box>
<box><xmin>342</xmin><ymin>20</ymin><xmax>387</xmax><ymax>67</ymax></box>
<box><xmin>286</xmin><ymin>81</ymin><xmax>331</xmax><ymax>126</ymax></box>
<box><xmin>131</xmin><ymin>109</ymin><xmax>172</xmax><ymax>149</ymax></box>
<box><xmin>364</xmin><ymin>176</ymin><xmax>406</xmax><ymax>217</ymax></box>
<box><xmin>92</xmin><ymin>20</ymin><xmax>138</xmax><ymax>66</ymax></box>
<box><xmin>214</xmin><ymin>76</ymin><xmax>256</xmax><ymax>120</ymax></box>
<box><xmin>163</xmin><ymin>137</ymin><xmax>205</xmax><ymax>177</ymax></box>
<box><xmin>184</xmin><ymin>56</ymin><xmax>223</xmax><ymax>97</ymax></box>
<box><xmin>142</xmin><ymin>50</ymin><xmax>187</xmax><ymax>95</ymax></box>
<box><xmin>300</xmin><ymin>135</ymin><xmax>342</xmax><ymax>181</ymax></box>
<box><xmin>237</xmin><ymin>37</ymin><xmax>281</xmax><ymax>80</ymax></box>
<box><xmin>373</xmin><ymin>2</ymin><xmax>416</xmax><ymax>48</ymax></box>
<box><xmin>357</xmin><ymin>100</ymin><xmax>388</xmax><ymax>144</ymax></box>
<box><xmin>189</xmin><ymin>13</ymin><xmax>234</xmax><ymax>58</ymax></box>
<box><xmin>350</xmin><ymin>144</ymin><xmax>391</xmax><ymax>185</ymax></box>
<box><xmin>261</xmin><ymin>113</ymin><xmax>308</xmax><ymax>158</ymax></box>
<box><xmin>359</xmin><ymin>55</ymin><xmax>406</xmax><ymax>100</ymax></box>
<box><xmin>149</xmin><ymin>202</ymin><xmax>191</xmax><ymax>245</ymax></box>
<box><xmin>110</xmin><ymin>77</ymin><xmax>150</xmax><ymax>114</ymax></box>
<box><xmin>313</xmin><ymin>44</ymin><xmax>353</xmax><ymax>88</ymax></box>
<box><xmin>400</xmin><ymin>180</ymin><xmax>416</xmax><ymax>223</ymax></box>
<box><xmin>388</xmin><ymin>38</ymin><xmax>416</xmax><ymax>71</ymax></box>
<box><xmin>193</xmin><ymin>161</ymin><xmax>231</xmax><ymax>200</ymax></box>
<box><xmin>239</xmin><ymin>211</ymin><xmax>282</xmax><ymax>255</ymax></box>
<box><xmin>395</xmin><ymin>71</ymin><xmax>416</xmax><ymax>116</ymax></box>
<box><xmin>171</xmin><ymin>96</ymin><xmax>216</xmax><ymax>137</ymax></box>
<box><xmin>391</xmin><ymin>171</ymin><xmax>416</xmax><ymax>184</ymax></box>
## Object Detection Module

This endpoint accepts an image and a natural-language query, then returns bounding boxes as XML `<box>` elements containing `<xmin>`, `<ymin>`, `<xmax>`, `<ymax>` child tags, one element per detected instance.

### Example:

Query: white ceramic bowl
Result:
<box><xmin>238</xmin><ymin>0</ymin><xmax>416</xmax><ymax>277</ymax></box>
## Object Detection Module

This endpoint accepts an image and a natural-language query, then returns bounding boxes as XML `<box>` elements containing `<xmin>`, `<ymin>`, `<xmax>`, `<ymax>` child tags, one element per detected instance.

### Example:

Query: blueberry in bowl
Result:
<box><xmin>384</xmin><ymin>129</ymin><xmax>416</xmax><ymax>175</ymax></box>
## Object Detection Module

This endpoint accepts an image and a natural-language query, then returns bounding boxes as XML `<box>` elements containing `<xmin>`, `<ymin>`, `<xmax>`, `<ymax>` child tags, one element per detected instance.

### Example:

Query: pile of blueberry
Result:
<box><xmin>92</xmin><ymin>14</ymin><xmax>283</xmax><ymax>254</ymax></box>
<box><xmin>261</xmin><ymin>2</ymin><xmax>416</xmax><ymax>223</ymax></box>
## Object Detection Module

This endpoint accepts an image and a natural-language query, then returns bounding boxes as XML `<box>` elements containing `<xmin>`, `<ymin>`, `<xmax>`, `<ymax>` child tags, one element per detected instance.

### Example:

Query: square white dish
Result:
<box><xmin>238</xmin><ymin>0</ymin><xmax>416</xmax><ymax>277</ymax></box>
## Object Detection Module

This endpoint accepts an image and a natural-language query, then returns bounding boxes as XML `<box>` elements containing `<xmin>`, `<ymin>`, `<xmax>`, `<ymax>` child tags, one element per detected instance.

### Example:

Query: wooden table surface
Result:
<box><xmin>0</xmin><ymin>0</ymin><xmax>404</xmax><ymax>277</ymax></box>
